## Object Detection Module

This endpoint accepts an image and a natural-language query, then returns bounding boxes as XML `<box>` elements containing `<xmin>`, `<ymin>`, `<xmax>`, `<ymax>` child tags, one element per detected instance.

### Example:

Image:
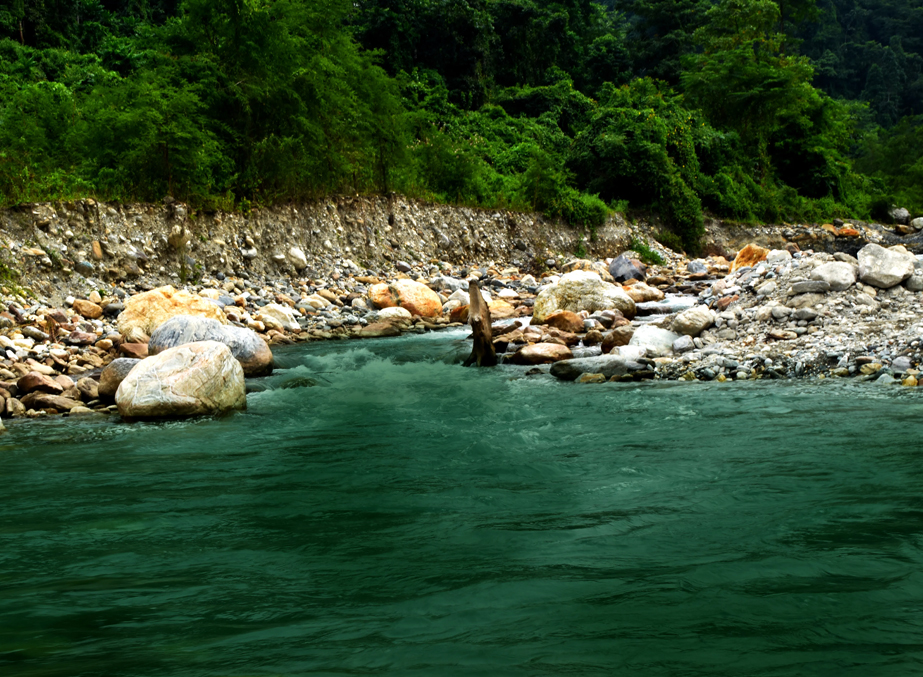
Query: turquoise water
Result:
<box><xmin>3</xmin><ymin>329</ymin><xmax>923</xmax><ymax>676</ymax></box>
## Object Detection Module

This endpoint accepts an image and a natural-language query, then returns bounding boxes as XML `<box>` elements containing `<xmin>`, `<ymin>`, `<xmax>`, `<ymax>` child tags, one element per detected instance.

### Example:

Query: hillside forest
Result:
<box><xmin>2</xmin><ymin>0</ymin><xmax>923</xmax><ymax>252</ymax></box>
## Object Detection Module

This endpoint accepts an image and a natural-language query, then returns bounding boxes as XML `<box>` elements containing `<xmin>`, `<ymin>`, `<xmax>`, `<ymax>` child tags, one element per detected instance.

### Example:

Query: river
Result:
<box><xmin>2</xmin><ymin>329</ymin><xmax>923</xmax><ymax>675</ymax></box>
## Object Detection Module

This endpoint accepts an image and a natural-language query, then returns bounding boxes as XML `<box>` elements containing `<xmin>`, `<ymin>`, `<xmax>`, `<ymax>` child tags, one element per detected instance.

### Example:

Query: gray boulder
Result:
<box><xmin>550</xmin><ymin>354</ymin><xmax>647</xmax><ymax>381</ymax></box>
<box><xmin>810</xmin><ymin>262</ymin><xmax>856</xmax><ymax>291</ymax></box>
<box><xmin>858</xmin><ymin>244</ymin><xmax>915</xmax><ymax>289</ymax></box>
<box><xmin>609</xmin><ymin>255</ymin><xmax>645</xmax><ymax>283</ymax></box>
<box><xmin>98</xmin><ymin>358</ymin><xmax>141</xmax><ymax>400</ymax></box>
<box><xmin>149</xmin><ymin>315</ymin><xmax>273</xmax><ymax>376</ymax></box>
<box><xmin>889</xmin><ymin>206</ymin><xmax>911</xmax><ymax>224</ymax></box>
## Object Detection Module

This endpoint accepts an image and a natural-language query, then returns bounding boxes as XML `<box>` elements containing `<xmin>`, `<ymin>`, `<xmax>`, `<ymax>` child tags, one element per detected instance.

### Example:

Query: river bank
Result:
<box><xmin>2</xmin><ymin>196</ymin><xmax>923</xmax><ymax>422</ymax></box>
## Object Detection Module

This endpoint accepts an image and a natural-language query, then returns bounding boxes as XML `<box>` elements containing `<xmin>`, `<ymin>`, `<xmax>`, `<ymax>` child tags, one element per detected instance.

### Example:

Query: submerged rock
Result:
<box><xmin>116</xmin><ymin>341</ymin><xmax>247</xmax><ymax>419</ymax></box>
<box><xmin>149</xmin><ymin>315</ymin><xmax>274</xmax><ymax>376</ymax></box>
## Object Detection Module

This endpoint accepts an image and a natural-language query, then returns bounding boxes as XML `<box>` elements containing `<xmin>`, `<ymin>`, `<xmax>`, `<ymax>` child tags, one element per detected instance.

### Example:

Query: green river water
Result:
<box><xmin>2</xmin><ymin>329</ymin><xmax>923</xmax><ymax>676</ymax></box>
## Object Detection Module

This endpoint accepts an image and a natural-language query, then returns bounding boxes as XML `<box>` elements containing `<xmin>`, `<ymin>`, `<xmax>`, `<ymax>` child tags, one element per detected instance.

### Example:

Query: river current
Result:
<box><xmin>2</xmin><ymin>329</ymin><xmax>923</xmax><ymax>675</ymax></box>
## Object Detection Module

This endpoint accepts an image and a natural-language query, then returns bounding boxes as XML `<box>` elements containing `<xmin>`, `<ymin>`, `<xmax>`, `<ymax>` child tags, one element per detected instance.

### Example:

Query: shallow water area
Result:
<box><xmin>3</xmin><ymin>329</ymin><xmax>923</xmax><ymax>675</ymax></box>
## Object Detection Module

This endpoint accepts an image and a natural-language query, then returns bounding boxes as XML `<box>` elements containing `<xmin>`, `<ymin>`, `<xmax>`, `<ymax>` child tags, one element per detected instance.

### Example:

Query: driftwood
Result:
<box><xmin>463</xmin><ymin>280</ymin><xmax>497</xmax><ymax>367</ymax></box>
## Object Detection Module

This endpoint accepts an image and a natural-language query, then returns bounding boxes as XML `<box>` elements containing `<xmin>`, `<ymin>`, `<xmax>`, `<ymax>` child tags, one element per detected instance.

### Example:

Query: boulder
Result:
<box><xmin>810</xmin><ymin>262</ymin><xmax>856</xmax><ymax>291</ymax></box>
<box><xmin>98</xmin><ymin>358</ymin><xmax>142</xmax><ymax>399</ymax></box>
<box><xmin>533</xmin><ymin>270</ymin><xmax>636</xmax><ymax>323</ymax></box>
<box><xmin>17</xmin><ymin>372</ymin><xmax>64</xmax><ymax>395</ymax></box>
<box><xmin>118</xmin><ymin>285</ymin><xmax>227</xmax><ymax>342</ymax></box>
<box><xmin>116</xmin><ymin>341</ymin><xmax>246</xmax><ymax>419</ymax></box>
<box><xmin>369</xmin><ymin>279</ymin><xmax>443</xmax><ymax>318</ymax></box>
<box><xmin>287</xmin><ymin>246</ymin><xmax>308</xmax><ymax>270</ymax></box>
<box><xmin>75</xmin><ymin>377</ymin><xmax>99</xmax><ymax>402</ymax></box>
<box><xmin>858</xmin><ymin>244</ymin><xmax>916</xmax><ymax>288</ymax></box>
<box><xmin>255</xmin><ymin>304</ymin><xmax>300</xmax><ymax>332</ymax></box>
<box><xmin>889</xmin><ymin>206</ymin><xmax>911</xmax><ymax>224</ymax></box>
<box><xmin>911</xmin><ymin>217</ymin><xmax>923</xmax><ymax>231</ymax></box>
<box><xmin>487</xmin><ymin>298</ymin><xmax>516</xmax><ymax>320</ymax></box>
<box><xmin>608</xmin><ymin>255</ymin><xmax>645</xmax><ymax>283</ymax></box>
<box><xmin>358</xmin><ymin>322</ymin><xmax>401</xmax><ymax>338</ymax></box>
<box><xmin>672</xmin><ymin>335</ymin><xmax>695</xmax><ymax>353</ymax></box>
<box><xmin>601</xmin><ymin>326</ymin><xmax>635</xmax><ymax>353</ymax></box>
<box><xmin>562</xmin><ymin>259</ymin><xmax>615</xmax><ymax>282</ymax></box>
<box><xmin>731</xmin><ymin>244</ymin><xmax>769</xmax><ymax>272</ymax></box>
<box><xmin>22</xmin><ymin>393</ymin><xmax>82</xmax><ymax>412</ymax></box>
<box><xmin>148</xmin><ymin>315</ymin><xmax>274</xmax><ymax>376</ymax></box>
<box><xmin>671</xmin><ymin>305</ymin><xmax>715</xmax><ymax>337</ymax></box>
<box><xmin>377</xmin><ymin>306</ymin><xmax>413</xmax><ymax>322</ymax></box>
<box><xmin>72</xmin><ymin>299</ymin><xmax>103</xmax><ymax>319</ymax></box>
<box><xmin>550</xmin><ymin>354</ymin><xmax>646</xmax><ymax>381</ymax></box>
<box><xmin>541</xmin><ymin>310</ymin><xmax>585</xmax><ymax>334</ymax></box>
<box><xmin>628</xmin><ymin>325</ymin><xmax>680</xmax><ymax>357</ymax></box>
<box><xmin>622</xmin><ymin>283</ymin><xmax>664</xmax><ymax>303</ymax></box>
<box><xmin>510</xmin><ymin>343</ymin><xmax>573</xmax><ymax>365</ymax></box>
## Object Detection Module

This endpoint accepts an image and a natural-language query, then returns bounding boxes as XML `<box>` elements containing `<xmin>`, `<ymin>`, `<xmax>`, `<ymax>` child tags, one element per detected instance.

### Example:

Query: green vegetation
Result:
<box><xmin>629</xmin><ymin>236</ymin><xmax>665</xmax><ymax>266</ymax></box>
<box><xmin>1</xmin><ymin>0</ymin><xmax>922</xmax><ymax>253</ymax></box>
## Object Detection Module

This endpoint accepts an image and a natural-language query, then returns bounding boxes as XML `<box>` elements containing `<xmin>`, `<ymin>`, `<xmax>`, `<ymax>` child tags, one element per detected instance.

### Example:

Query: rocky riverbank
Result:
<box><xmin>2</xmin><ymin>196</ymin><xmax>923</xmax><ymax>424</ymax></box>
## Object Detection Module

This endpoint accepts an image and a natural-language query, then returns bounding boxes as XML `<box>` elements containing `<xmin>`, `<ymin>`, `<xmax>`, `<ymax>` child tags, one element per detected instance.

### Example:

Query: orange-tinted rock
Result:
<box><xmin>118</xmin><ymin>285</ymin><xmax>227</xmax><ymax>342</ymax></box>
<box><xmin>622</xmin><ymin>283</ymin><xmax>665</xmax><ymax>303</ymax></box>
<box><xmin>541</xmin><ymin>310</ymin><xmax>584</xmax><ymax>333</ymax></box>
<box><xmin>449</xmin><ymin>304</ymin><xmax>469</xmax><ymax>323</ymax></box>
<box><xmin>91</xmin><ymin>241</ymin><xmax>104</xmax><ymax>260</ymax></box>
<box><xmin>543</xmin><ymin>327</ymin><xmax>581</xmax><ymax>346</ymax></box>
<box><xmin>510</xmin><ymin>343</ymin><xmax>573</xmax><ymax>365</ymax></box>
<box><xmin>731</xmin><ymin>244</ymin><xmax>769</xmax><ymax>272</ymax></box>
<box><xmin>120</xmin><ymin>342</ymin><xmax>149</xmax><ymax>359</ymax></box>
<box><xmin>716</xmin><ymin>295</ymin><xmax>738</xmax><ymax>311</ymax></box>
<box><xmin>836</xmin><ymin>227</ymin><xmax>860</xmax><ymax>237</ymax></box>
<box><xmin>368</xmin><ymin>279</ymin><xmax>442</xmax><ymax>317</ymax></box>
<box><xmin>72</xmin><ymin>299</ymin><xmax>103</xmax><ymax>319</ymax></box>
<box><xmin>488</xmin><ymin>299</ymin><xmax>516</xmax><ymax>319</ymax></box>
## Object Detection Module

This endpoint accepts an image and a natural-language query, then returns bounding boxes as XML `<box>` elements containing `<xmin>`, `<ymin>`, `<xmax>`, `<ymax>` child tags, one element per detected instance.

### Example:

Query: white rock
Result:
<box><xmin>671</xmin><ymin>305</ymin><xmax>715</xmax><ymax>337</ymax></box>
<box><xmin>912</xmin><ymin>217</ymin><xmax>923</xmax><ymax>231</ymax></box>
<box><xmin>533</xmin><ymin>270</ymin><xmax>636</xmax><ymax>322</ymax></box>
<box><xmin>287</xmin><ymin>246</ymin><xmax>308</xmax><ymax>270</ymax></box>
<box><xmin>766</xmin><ymin>249</ymin><xmax>792</xmax><ymax>264</ymax></box>
<box><xmin>811</xmin><ymin>261</ymin><xmax>857</xmax><ymax>291</ymax></box>
<box><xmin>377</xmin><ymin>306</ymin><xmax>412</xmax><ymax>321</ymax></box>
<box><xmin>628</xmin><ymin>325</ymin><xmax>680</xmax><ymax>357</ymax></box>
<box><xmin>115</xmin><ymin>341</ymin><xmax>246</xmax><ymax>419</ymax></box>
<box><xmin>255</xmin><ymin>303</ymin><xmax>300</xmax><ymax>332</ymax></box>
<box><xmin>858</xmin><ymin>244</ymin><xmax>915</xmax><ymax>289</ymax></box>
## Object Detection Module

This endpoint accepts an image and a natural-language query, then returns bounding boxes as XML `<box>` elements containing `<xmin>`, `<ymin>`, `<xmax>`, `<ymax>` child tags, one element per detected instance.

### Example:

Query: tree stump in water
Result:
<box><xmin>463</xmin><ymin>280</ymin><xmax>497</xmax><ymax>367</ymax></box>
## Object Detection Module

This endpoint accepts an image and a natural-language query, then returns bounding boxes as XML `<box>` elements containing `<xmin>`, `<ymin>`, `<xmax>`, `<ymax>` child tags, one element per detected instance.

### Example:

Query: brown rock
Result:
<box><xmin>17</xmin><ymin>372</ymin><xmax>64</xmax><ymax>395</ymax></box>
<box><xmin>487</xmin><ymin>299</ymin><xmax>516</xmax><ymax>320</ymax></box>
<box><xmin>449</xmin><ymin>304</ymin><xmax>469</xmax><ymax>323</ymax></box>
<box><xmin>76</xmin><ymin>377</ymin><xmax>99</xmax><ymax>402</ymax></box>
<box><xmin>541</xmin><ymin>310</ymin><xmax>584</xmax><ymax>334</ymax></box>
<box><xmin>768</xmin><ymin>329</ymin><xmax>798</xmax><ymax>340</ymax></box>
<box><xmin>731</xmin><ymin>244</ymin><xmax>770</xmax><ymax>272</ymax></box>
<box><xmin>576</xmin><ymin>373</ymin><xmax>607</xmax><ymax>384</ymax></box>
<box><xmin>510</xmin><ymin>343</ymin><xmax>573</xmax><ymax>365</ymax></box>
<box><xmin>22</xmin><ymin>393</ymin><xmax>82</xmax><ymax>412</ymax></box>
<box><xmin>715</xmin><ymin>295</ymin><xmax>738</xmax><ymax>311</ymax></box>
<box><xmin>543</xmin><ymin>327</ymin><xmax>581</xmax><ymax>346</ymax></box>
<box><xmin>601</xmin><ymin>326</ymin><xmax>635</xmax><ymax>353</ymax></box>
<box><xmin>72</xmin><ymin>299</ymin><xmax>103</xmax><ymax>319</ymax></box>
<box><xmin>91</xmin><ymin>241</ymin><xmax>104</xmax><ymax>260</ymax></box>
<box><xmin>6</xmin><ymin>397</ymin><xmax>25</xmax><ymax>417</ymax></box>
<box><xmin>64</xmin><ymin>331</ymin><xmax>97</xmax><ymax>346</ymax></box>
<box><xmin>120</xmin><ymin>342</ymin><xmax>149</xmax><ymax>359</ymax></box>
<box><xmin>369</xmin><ymin>279</ymin><xmax>443</xmax><ymax>317</ymax></box>
<box><xmin>53</xmin><ymin>375</ymin><xmax>75</xmax><ymax>390</ymax></box>
<box><xmin>584</xmin><ymin>329</ymin><xmax>604</xmax><ymax>346</ymax></box>
<box><xmin>358</xmin><ymin>322</ymin><xmax>401</xmax><ymax>338</ymax></box>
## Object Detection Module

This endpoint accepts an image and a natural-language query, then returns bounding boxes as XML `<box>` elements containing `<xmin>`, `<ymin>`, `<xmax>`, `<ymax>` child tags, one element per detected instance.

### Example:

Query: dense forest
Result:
<box><xmin>1</xmin><ymin>0</ymin><xmax>922</xmax><ymax>251</ymax></box>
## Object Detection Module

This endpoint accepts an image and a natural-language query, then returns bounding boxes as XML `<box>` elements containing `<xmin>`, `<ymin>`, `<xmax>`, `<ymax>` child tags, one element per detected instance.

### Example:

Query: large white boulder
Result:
<box><xmin>811</xmin><ymin>261</ymin><xmax>857</xmax><ymax>291</ymax></box>
<box><xmin>533</xmin><ymin>270</ymin><xmax>636</xmax><ymax>322</ymax></box>
<box><xmin>628</xmin><ymin>325</ymin><xmax>680</xmax><ymax>357</ymax></box>
<box><xmin>116</xmin><ymin>341</ymin><xmax>246</xmax><ymax>419</ymax></box>
<box><xmin>858</xmin><ymin>244</ymin><xmax>916</xmax><ymax>289</ymax></box>
<box><xmin>671</xmin><ymin>305</ymin><xmax>715</xmax><ymax>337</ymax></box>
